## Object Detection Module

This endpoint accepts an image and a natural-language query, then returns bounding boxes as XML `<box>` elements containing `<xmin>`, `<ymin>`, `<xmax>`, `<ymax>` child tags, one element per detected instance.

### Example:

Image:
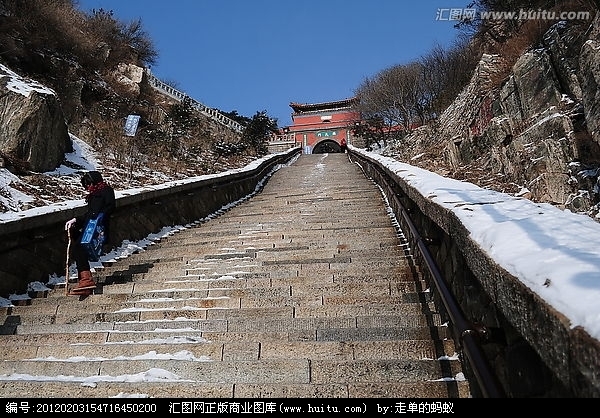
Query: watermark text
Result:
<box><xmin>436</xmin><ymin>8</ymin><xmax>591</xmax><ymax>22</ymax></box>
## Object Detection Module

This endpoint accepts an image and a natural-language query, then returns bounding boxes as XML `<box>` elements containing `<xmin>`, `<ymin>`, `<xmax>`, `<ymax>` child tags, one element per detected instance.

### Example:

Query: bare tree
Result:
<box><xmin>83</xmin><ymin>7</ymin><xmax>157</xmax><ymax>68</ymax></box>
<box><xmin>355</xmin><ymin>63</ymin><xmax>424</xmax><ymax>132</ymax></box>
<box><xmin>420</xmin><ymin>39</ymin><xmax>481</xmax><ymax>118</ymax></box>
<box><xmin>118</xmin><ymin>18</ymin><xmax>158</xmax><ymax>67</ymax></box>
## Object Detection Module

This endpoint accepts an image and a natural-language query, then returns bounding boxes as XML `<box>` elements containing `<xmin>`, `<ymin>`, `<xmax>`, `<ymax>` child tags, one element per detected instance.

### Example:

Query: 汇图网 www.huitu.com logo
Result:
<box><xmin>435</xmin><ymin>8</ymin><xmax>591</xmax><ymax>21</ymax></box>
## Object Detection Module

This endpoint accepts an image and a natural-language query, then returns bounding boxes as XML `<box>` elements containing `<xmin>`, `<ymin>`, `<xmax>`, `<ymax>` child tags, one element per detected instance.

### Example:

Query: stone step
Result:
<box><xmin>121</xmin><ymin>229</ymin><xmax>401</xmax><ymax>251</ymax></box>
<box><xmin>50</xmin><ymin>280</ymin><xmax>426</xmax><ymax>307</ymax></box>
<box><xmin>2</xmin><ymin>290</ymin><xmax>442</xmax><ymax>316</ymax></box>
<box><xmin>3</xmin><ymin>320</ymin><xmax>451</xmax><ymax>353</ymax></box>
<box><xmin>3</xmin><ymin>304</ymin><xmax>444</xmax><ymax>327</ymax></box>
<box><xmin>101</xmin><ymin>241</ymin><xmax>412</xmax><ymax>260</ymax></box>
<box><xmin>0</xmin><ymin>379</ymin><xmax>470</xmax><ymax>398</ymax></box>
<box><xmin>0</xmin><ymin>339</ymin><xmax>458</xmax><ymax>362</ymax></box>
<box><xmin>24</xmin><ymin>286</ymin><xmax>435</xmax><ymax>308</ymax></box>
<box><xmin>94</xmin><ymin>266</ymin><xmax>420</xmax><ymax>284</ymax></box>
<box><xmin>0</xmin><ymin>358</ymin><xmax>464</xmax><ymax>384</ymax></box>
<box><xmin>3</xmin><ymin>300</ymin><xmax>438</xmax><ymax>326</ymax></box>
<box><xmin>97</xmin><ymin>269</ymin><xmax>422</xmax><ymax>287</ymax></box>
<box><xmin>113</xmin><ymin>316</ymin><xmax>446</xmax><ymax>333</ymax></box>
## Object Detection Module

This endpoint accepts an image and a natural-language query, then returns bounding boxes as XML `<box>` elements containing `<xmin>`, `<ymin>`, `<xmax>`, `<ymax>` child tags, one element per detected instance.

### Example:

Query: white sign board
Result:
<box><xmin>124</xmin><ymin>115</ymin><xmax>141</xmax><ymax>137</ymax></box>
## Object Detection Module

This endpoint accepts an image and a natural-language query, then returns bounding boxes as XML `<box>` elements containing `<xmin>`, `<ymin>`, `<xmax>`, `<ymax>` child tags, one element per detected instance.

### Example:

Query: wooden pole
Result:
<box><xmin>65</xmin><ymin>227</ymin><xmax>71</xmax><ymax>295</ymax></box>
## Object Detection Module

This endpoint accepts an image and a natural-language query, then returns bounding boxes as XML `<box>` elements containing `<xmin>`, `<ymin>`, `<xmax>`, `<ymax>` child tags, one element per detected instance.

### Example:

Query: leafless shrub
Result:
<box><xmin>354</xmin><ymin>36</ymin><xmax>480</xmax><ymax>134</ymax></box>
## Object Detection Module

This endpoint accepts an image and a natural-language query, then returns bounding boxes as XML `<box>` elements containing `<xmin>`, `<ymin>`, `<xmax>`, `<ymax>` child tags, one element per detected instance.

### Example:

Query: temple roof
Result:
<box><xmin>289</xmin><ymin>97</ymin><xmax>358</xmax><ymax>113</ymax></box>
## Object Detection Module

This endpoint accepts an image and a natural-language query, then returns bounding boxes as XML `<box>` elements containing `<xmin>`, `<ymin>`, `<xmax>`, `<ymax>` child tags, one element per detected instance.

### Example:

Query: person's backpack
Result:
<box><xmin>80</xmin><ymin>213</ymin><xmax>105</xmax><ymax>261</ymax></box>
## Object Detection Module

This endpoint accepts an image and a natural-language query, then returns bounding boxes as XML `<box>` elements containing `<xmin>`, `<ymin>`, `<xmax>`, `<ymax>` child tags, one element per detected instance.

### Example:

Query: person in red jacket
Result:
<box><xmin>340</xmin><ymin>137</ymin><xmax>347</xmax><ymax>153</ymax></box>
<box><xmin>64</xmin><ymin>171</ymin><xmax>115</xmax><ymax>296</ymax></box>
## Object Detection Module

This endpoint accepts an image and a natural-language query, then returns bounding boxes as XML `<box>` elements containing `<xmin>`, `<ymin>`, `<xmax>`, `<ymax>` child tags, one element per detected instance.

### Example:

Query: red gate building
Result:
<box><xmin>270</xmin><ymin>97</ymin><xmax>362</xmax><ymax>154</ymax></box>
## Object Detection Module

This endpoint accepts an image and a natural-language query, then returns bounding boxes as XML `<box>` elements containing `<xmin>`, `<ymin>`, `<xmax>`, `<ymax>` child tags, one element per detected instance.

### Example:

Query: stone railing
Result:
<box><xmin>0</xmin><ymin>148</ymin><xmax>300</xmax><ymax>299</ymax></box>
<box><xmin>145</xmin><ymin>69</ymin><xmax>244</xmax><ymax>133</ymax></box>
<box><xmin>349</xmin><ymin>147</ymin><xmax>600</xmax><ymax>398</ymax></box>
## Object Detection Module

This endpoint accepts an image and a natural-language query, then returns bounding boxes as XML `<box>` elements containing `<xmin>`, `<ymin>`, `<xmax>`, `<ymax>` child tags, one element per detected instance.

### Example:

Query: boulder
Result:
<box><xmin>0</xmin><ymin>64</ymin><xmax>71</xmax><ymax>172</ymax></box>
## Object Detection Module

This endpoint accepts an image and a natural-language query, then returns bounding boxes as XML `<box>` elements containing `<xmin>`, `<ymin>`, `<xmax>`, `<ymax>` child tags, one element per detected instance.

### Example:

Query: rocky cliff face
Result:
<box><xmin>0</xmin><ymin>65</ymin><xmax>71</xmax><ymax>173</ymax></box>
<box><xmin>384</xmin><ymin>14</ymin><xmax>600</xmax><ymax>220</ymax></box>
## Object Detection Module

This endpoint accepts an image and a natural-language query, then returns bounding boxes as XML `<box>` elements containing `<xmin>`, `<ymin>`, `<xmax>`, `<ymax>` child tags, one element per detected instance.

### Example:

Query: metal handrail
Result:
<box><xmin>394</xmin><ymin>193</ymin><xmax>506</xmax><ymax>398</ymax></box>
<box><xmin>354</xmin><ymin>153</ymin><xmax>506</xmax><ymax>398</ymax></box>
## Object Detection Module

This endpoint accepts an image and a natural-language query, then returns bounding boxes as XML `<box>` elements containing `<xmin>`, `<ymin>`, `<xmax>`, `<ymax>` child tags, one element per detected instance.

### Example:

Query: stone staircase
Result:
<box><xmin>0</xmin><ymin>154</ymin><xmax>471</xmax><ymax>398</ymax></box>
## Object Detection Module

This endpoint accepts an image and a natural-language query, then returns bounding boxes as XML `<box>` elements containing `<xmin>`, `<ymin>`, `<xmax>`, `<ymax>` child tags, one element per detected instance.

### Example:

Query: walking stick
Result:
<box><xmin>65</xmin><ymin>226</ymin><xmax>71</xmax><ymax>296</ymax></box>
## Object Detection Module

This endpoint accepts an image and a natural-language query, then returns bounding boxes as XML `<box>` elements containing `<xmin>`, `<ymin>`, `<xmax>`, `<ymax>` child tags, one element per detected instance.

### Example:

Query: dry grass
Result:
<box><xmin>484</xmin><ymin>0</ymin><xmax>597</xmax><ymax>89</ymax></box>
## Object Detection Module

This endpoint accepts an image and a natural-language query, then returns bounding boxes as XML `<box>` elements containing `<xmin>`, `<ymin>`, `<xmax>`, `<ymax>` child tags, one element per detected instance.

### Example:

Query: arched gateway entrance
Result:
<box><xmin>312</xmin><ymin>139</ymin><xmax>343</xmax><ymax>154</ymax></box>
<box><xmin>270</xmin><ymin>98</ymin><xmax>361</xmax><ymax>154</ymax></box>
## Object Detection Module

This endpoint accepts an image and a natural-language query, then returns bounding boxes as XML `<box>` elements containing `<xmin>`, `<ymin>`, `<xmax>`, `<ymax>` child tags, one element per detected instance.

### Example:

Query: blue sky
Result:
<box><xmin>76</xmin><ymin>0</ymin><xmax>464</xmax><ymax>126</ymax></box>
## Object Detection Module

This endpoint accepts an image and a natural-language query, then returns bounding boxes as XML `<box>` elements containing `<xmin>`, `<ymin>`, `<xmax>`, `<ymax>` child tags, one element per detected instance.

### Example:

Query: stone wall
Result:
<box><xmin>0</xmin><ymin>148</ymin><xmax>301</xmax><ymax>298</ymax></box>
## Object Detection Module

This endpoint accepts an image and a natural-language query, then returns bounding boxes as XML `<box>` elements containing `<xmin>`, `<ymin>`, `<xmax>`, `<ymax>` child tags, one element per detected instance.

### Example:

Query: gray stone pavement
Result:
<box><xmin>0</xmin><ymin>153</ymin><xmax>470</xmax><ymax>398</ymax></box>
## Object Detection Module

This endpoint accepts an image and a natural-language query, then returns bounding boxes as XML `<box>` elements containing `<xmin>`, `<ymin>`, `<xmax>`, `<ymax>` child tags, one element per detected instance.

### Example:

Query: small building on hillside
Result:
<box><xmin>268</xmin><ymin>97</ymin><xmax>362</xmax><ymax>154</ymax></box>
